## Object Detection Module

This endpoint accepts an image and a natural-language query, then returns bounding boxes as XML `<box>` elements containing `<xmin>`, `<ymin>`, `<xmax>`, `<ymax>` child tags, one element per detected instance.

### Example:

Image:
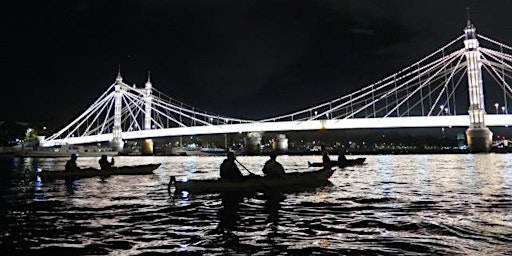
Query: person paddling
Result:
<box><xmin>322</xmin><ymin>151</ymin><xmax>333</xmax><ymax>169</ymax></box>
<box><xmin>98</xmin><ymin>154</ymin><xmax>115</xmax><ymax>181</ymax></box>
<box><xmin>65</xmin><ymin>154</ymin><xmax>80</xmax><ymax>171</ymax></box>
<box><xmin>98</xmin><ymin>155</ymin><xmax>115</xmax><ymax>170</ymax></box>
<box><xmin>220</xmin><ymin>151</ymin><xmax>244</xmax><ymax>181</ymax></box>
<box><xmin>262</xmin><ymin>151</ymin><xmax>285</xmax><ymax>178</ymax></box>
<box><xmin>337</xmin><ymin>151</ymin><xmax>348</xmax><ymax>167</ymax></box>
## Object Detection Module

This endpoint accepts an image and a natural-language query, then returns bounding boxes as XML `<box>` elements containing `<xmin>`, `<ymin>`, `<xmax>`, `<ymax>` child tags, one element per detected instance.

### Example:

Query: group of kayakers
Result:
<box><xmin>64</xmin><ymin>154</ymin><xmax>115</xmax><ymax>172</ymax></box>
<box><xmin>219</xmin><ymin>150</ymin><xmax>347</xmax><ymax>181</ymax></box>
<box><xmin>219</xmin><ymin>151</ymin><xmax>286</xmax><ymax>181</ymax></box>
<box><xmin>322</xmin><ymin>151</ymin><xmax>347</xmax><ymax>168</ymax></box>
<box><xmin>63</xmin><ymin>150</ymin><xmax>340</xmax><ymax>180</ymax></box>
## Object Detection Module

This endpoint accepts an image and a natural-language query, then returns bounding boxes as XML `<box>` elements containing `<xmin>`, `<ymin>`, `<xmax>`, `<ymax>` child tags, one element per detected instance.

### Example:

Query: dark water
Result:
<box><xmin>0</xmin><ymin>154</ymin><xmax>511</xmax><ymax>255</ymax></box>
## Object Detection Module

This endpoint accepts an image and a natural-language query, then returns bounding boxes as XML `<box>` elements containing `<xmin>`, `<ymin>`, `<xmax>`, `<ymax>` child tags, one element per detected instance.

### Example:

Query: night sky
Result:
<box><xmin>3</xmin><ymin>0</ymin><xmax>512</xmax><ymax>129</ymax></box>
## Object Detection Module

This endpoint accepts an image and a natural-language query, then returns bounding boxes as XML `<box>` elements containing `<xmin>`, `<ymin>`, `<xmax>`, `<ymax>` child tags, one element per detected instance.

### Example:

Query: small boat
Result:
<box><xmin>169</xmin><ymin>144</ymin><xmax>228</xmax><ymax>156</ymax></box>
<box><xmin>35</xmin><ymin>163</ymin><xmax>161</xmax><ymax>180</ymax></box>
<box><xmin>169</xmin><ymin>167</ymin><xmax>336</xmax><ymax>194</ymax></box>
<box><xmin>308</xmin><ymin>157</ymin><xmax>366</xmax><ymax>168</ymax></box>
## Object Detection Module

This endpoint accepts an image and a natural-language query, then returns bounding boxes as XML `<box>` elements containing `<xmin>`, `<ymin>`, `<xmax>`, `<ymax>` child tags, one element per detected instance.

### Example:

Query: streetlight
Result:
<box><xmin>494</xmin><ymin>103</ymin><xmax>499</xmax><ymax>114</ymax></box>
<box><xmin>440</xmin><ymin>105</ymin><xmax>444</xmax><ymax>115</ymax></box>
<box><xmin>502</xmin><ymin>106</ymin><xmax>506</xmax><ymax>114</ymax></box>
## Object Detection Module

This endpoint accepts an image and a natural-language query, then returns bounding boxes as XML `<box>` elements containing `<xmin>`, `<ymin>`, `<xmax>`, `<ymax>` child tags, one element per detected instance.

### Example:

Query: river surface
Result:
<box><xmin>0</xmin><ymin>154</ymin><xmax>511</xmax><ymax>255</ymax></box>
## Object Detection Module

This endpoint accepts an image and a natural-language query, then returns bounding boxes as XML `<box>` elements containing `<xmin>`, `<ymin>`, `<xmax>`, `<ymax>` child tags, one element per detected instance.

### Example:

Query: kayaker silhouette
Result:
<box><xmin>98</xmin><ymin>154</ymin><xmax>115</xmax><ymax>182</ymax></box>
<box><xmin>262</xmin><ymin>151</ymin><xmax>285</xmax><ymax>178</ymax></box>
<box><xmin>322</xmin><ymin>151</ymin><xmax>333</xmax><ymax>169</ymax></box>
<box><xmin>98</xmin><ymin>155</ymin><xmax>115</xmax><ymax>170</ymax></box>
<box><xmin>337</xmin><ymin>151</ymin><xmax>348</xmax><ymax>167</ymax></box>
<box><xmin>65</xmin><ymin>153</ymin><xmax>80</xmax><ymax>172</ymax></box>
<box><xmin>220</xmin><ymin>151</ymin><xmax>244</xmax><ymax>181</ymax></box>
<box><xmin>64</xmin><ymin>153</ymin><xmax>80</xmax><ymax>192</ymax></box>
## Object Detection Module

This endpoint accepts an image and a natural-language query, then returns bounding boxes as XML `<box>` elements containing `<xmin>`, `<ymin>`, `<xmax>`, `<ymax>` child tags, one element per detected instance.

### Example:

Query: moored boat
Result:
<box><xmin>35</xmin><ymin>163</ymin><xmax>161</xmax><ymax>180</ymax></box>
<box><xmin>168</xmin><ymin>144</ymin><xmax>228</xmax><ymax>156</ymax></box>
<box><xmin>308</xmin><ymin>157</ymin><xmax>366</xmax><ymax>168</ymax></box>
<box><xmin>19</xmin><ymin>144</ymin><xmax>118</xmax><ymax>158</ymax></box>
<box><xmin>169</xmin><ymin>167</ymin><xmax>336</xmax><ymax>194</ymax></box>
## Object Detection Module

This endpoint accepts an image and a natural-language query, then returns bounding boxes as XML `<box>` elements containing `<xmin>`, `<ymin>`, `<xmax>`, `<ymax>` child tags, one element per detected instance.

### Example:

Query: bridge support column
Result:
<box><xmin>466</xmin><ymin>128</ymin><xmax>492</xmax><ymax>153</ymax></box>
<box><xmin>243</xmin><ymin>132</ymin><xmax>262</xmax><ymax>155</ymax></box>
<box><xmin>142</xmin><ymin>139</ymin><xmax>154</xmax><ymax>155</ymax></box>
<box><xmin>141</xmin><ymin>72</ymin><xmax>153</xmax><ymax>155</ymax></box>
<box><xmin>272</xmin><ymin>134</ymin><xmax>288</xmax><ymax>152</ymax></box>
<box><xmin>112</xmin><ymin>71</ymin><xmax>124</xmax><ymax>153</ymax></box>
<box><xmin>111</xmin><ymin>137</ymin><xmax>124</xmax><ymax>153</ymax></box>
<box><xmin>463</xmin><ymin>21</ymin><xmax>493</xmax><ymax>153</ymax></box>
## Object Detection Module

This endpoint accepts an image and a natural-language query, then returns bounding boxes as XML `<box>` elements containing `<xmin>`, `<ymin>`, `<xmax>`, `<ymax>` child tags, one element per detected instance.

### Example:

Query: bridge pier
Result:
<box><xmin>243</xmin><ymin>132</ymin><xmax>262</xmax><ymax>155</ymax></box>
<box><xmin>466</xmin><ymin>128</ymin><xmax>493</xmax><ymax>153</ymax></box>
<box><xmin>272</xmin><ymin>134</ymin><xmax>289</xmax><ymax>152</ymax></box>
<box><xmin>142</xmin><ymin>139</ymin><xmax>154</xmax><ymax>155</ymax></box>
<box><xmin>111</xmin><ymin>138</ymin><xmax>124</xmax><ymax>153</ymax></box>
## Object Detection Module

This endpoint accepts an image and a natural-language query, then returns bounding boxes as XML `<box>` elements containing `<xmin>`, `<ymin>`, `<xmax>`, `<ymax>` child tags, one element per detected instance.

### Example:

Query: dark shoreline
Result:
<box><xmin>153</xmin><ymin>148</ymin><xmax>511</xmax><ymax>156</ymax></box>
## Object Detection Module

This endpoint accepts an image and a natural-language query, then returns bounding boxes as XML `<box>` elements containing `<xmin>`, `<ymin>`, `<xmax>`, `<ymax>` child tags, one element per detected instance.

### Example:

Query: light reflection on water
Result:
<box><xmin>0</xmin><ymin>154</ymin><xmax>511</xmax><ymax>255</ymax></box>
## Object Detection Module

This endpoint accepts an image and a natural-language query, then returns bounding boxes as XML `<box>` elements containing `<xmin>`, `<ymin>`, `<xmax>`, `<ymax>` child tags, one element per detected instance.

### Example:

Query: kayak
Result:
<box><xmin>169</xmin><ymin>167</ymin><xmax>336</xmax><ymax>194</ymax></box>
<box><xmin>308</xmin><ymin>157</ymin><xmax>366</xmax><ymax>168</ymax></box>
<box><xmin>35</xmin><ymin>163</ymin><xmax>161</xmax><ymax>180</ymax></box>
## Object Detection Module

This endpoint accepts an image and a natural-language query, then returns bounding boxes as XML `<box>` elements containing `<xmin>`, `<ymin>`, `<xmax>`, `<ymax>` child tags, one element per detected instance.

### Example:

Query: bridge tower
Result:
<box><xmin>463</xmin><ymin>21</ymin><xmax>493</xmax><ymax>152</ymax></box>
<box><xmin>142</xmin><ymin>72</ymin><xmax>154</xmax><ymax>155</ymax></box>
<box><xmin>111</xmin><ymin>71</ymin><xmax>125</xmax><ymax>152</ymax></box>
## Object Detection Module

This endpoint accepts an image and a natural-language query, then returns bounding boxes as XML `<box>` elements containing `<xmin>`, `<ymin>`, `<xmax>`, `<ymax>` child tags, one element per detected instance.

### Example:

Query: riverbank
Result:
<box><xmin>258</xmin><ymin>147</ymin><xmax>511</xmax><ymax>155</ymax></box>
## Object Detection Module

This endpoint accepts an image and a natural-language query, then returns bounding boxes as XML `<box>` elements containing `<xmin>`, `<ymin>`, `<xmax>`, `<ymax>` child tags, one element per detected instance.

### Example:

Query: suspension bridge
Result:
<box><xmin>41</xmin><ymin>21</ymin><xmax>511</xmax><ymax>152</ymax></box>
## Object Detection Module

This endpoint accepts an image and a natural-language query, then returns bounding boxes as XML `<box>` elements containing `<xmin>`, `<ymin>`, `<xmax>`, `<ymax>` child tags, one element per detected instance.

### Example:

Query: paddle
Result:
<box><xmin>235</xmin><ymin>159</ymin><xmax>259</xmax><ymax>177</ymax></box>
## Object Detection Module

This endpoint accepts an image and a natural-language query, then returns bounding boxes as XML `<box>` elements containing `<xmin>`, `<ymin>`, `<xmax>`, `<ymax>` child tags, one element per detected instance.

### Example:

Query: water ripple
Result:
<box><xmin>1</xmin><ymin>154</ymin><xmax>511</xmax><ymax>255</ymax></box>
